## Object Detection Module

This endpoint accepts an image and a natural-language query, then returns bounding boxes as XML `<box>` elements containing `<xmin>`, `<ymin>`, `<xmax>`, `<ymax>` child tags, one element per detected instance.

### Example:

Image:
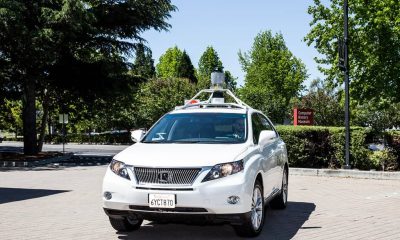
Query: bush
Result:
<box><xmin>384</xmin><ymin>131</ymin><xmax>400</xmax><ymax>170</ymax></box>
<box><xmin>369</xmin><ymin>149</ymin><xmax>398</xmax><ymax>171</ymax></box>
<box><xmin>276</xmin><ymin>126</ymin><xmax>373</xmax><ymax>170</ymax></box>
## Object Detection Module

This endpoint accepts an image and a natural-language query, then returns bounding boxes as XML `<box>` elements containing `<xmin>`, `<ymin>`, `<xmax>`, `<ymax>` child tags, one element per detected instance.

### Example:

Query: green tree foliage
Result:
<box><xmin>131</xmin><ymin>43</ymin><xmax>155</xmax><ymax>79</ymax></box>
<box><xmin>178</xmin><ymin>51</ymin><xmax>197</xmax><ymax>83</ymax></box>
<box><xmin>156</xmin><ymin>46</ymin><xmax>197</xmax><ymax>83</ymax></box>
<box><xmin>0</xmin><ymin>100</ymin><xmax>23</xmax><ymax>137</ymax></box>
<box><xmin>238</xmin><ymin>30</ymin><xmax>308</xmax><ymax>123</ymax></box>
<box><xmin>305</xmin><ymin>0</ymin><xmax>400</xmax><ymax>103</ymax></box>
<box><xmin>224</xmin><ymin>71</ymin><xmax>238</xmax><ymax>92</ymax></box>
<box><xmin>294</xmin><ymin>78</ymin><xmax>344</xmax><ymax>126</ymax></box>
<box><xmin>156</xmin><ymin>46</ymin><xmax>183</xmax><ymax>78</ymax></box>
<box><xmin>197</xmin><ymin>46</ymin><xmax>224</xmax><ymax>89</ymax></box>
<box><xmin>0</xmin><ymin>0</ymin><xmax>176</xmax><ymax>154</ymax></box>
<box><xmin>352</xmin><ymin>100</ymin><xmax>400</xmax><ymax>133</ymax></box>
<box><xmin>198</xmin><ymin>46</ymin><xmax>223</xmax><ymax>77</ymax></box>
<box><xmin>135</xmin><ymin>78</ymin><xmax>197</xmax><ymax>127</ymax></box>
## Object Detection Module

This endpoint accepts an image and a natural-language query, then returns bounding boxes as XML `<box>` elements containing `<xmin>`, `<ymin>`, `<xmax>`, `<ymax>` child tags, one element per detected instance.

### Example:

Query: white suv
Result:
<box><xmin>102</xmin><ymin>87</ymin><xmax>289</xmax><ymax>237</ymax></box>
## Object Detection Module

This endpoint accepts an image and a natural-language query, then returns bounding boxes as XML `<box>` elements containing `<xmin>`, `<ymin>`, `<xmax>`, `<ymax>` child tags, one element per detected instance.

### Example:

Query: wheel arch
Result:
<box><xmin>255</xmin><ymin>172</ymin><xmax>263</xmax><ymax>189</ymax></box>
<box><xmin>284</xmin><ymin>163</ymin><xmax>289</xmax><ymax>180</ymax></box>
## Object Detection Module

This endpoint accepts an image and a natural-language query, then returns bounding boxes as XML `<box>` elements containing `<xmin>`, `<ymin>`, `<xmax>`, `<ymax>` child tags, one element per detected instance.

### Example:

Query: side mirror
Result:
<box><xmin>259</xmin><ymin>130</ymin><xmax>277</xmax><ymax>144</ymax></box>
<box><xmin>131</xmin><ymin>129</ymin><xmax>145</xmax><ymax>143</ymax></box>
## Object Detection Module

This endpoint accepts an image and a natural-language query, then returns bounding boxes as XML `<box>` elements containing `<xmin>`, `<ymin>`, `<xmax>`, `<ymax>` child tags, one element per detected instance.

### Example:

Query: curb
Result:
<box><xmin>0</xmin><ymin>153</ymin><xmax>74</xmax><ymax>167</ymax></box>
<box><xmin>290</xmin><ymin>168</ymin><xmax>400</xmax><ymax>180</ymax></box>
<box><xmin>0</xmin><ymin>154</ymin><xmax>112</xmax><ymax>168</ymax></box>
<box><xmin>58</xmin><ymin>155</ymin><xmax>112</xmax><ymax>167</ymax></box>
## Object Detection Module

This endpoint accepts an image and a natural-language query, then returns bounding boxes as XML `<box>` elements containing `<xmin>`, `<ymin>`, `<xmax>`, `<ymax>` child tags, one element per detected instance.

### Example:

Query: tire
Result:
<box><xmin>109</xmin><ymin>215</ymin><xmax>143</xmax><ymax>232</ymax></box>
<box><xmin>233</xmin><ymin>180</ymin><xmax>265</xmax><ymax>237</ymax></box>
<box><xmin>270</xmin><ymin>168</ymin><xmax>288</xmax><ymax>209</ymax></box>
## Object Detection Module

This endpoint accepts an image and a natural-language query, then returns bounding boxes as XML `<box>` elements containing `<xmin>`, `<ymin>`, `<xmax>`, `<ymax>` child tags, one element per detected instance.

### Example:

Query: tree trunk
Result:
<box><xmin>37</xmin><ymin>90</ymin><xmax>49</xmax><ymax>152</ymax></box>
<box><xmin>48</xmin><ymin>116</ymin><xmax>52</xmax><ymax>142</ymax></box>
<box><xmin>22</xmin><ymin>79</ymin><xmax>37</xmax><ymax>155</ymax></box>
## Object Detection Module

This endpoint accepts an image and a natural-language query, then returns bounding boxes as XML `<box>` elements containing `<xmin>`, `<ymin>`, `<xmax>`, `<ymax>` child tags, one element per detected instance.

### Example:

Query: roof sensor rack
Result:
<box><xmin>175</xmin><ymin>72</ymin><xmax>250</xmax><ymax>110</ymax></box>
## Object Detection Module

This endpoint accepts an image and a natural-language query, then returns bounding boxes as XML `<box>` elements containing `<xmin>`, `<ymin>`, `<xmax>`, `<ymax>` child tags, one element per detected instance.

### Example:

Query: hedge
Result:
<box><xmin>275</xmin><ymin>126</ymin><xmax>374</xmax><ymax>170</ymax></box>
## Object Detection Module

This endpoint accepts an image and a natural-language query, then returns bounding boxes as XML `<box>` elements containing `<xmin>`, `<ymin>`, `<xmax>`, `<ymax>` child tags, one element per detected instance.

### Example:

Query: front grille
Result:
<box><xmin>136</xmin><ymin>187</ymin><xmax>193</xmax><ymax>191</ymax></box>
<box><xmin>133</xmin><ymin>167</ymin><xmax>201</xmax><ymax>185</ymax></box>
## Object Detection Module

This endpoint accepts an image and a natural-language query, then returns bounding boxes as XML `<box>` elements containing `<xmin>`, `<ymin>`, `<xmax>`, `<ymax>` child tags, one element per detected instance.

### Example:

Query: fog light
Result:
<box><xmin>104</xmin><ymin>191</ymin><xmax>112</xmax><ymax>200</ymax></box>
<box><xmin>227</xmin><ymin>196</ymin><xmax>240</xmax><ymax>204</ymax></box>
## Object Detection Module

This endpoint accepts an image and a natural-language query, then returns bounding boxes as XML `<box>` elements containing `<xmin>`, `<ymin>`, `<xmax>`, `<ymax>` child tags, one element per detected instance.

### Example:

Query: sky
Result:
<box><xmin>141</xmin><ymin>0</ymin><xmax>325</xmax><ymax>87</ymax></box>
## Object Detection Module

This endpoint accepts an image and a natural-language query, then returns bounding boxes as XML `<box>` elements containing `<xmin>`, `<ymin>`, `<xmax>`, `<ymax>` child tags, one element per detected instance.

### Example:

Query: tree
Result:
<box><xmin>156</xmin><ymin>46</ymin><xmax>183</xmax><ymax>78</ymax></box>
<box><xmin>197</xmin><ymin>46</ymin><xmax>223</xmax><ymax>89</ymax></box>
<box><xmin>198</xmin><ymin>46</ymin><xmax>223</xmax><ymax>77</ymax></box>
<box><xmin>135</xmin><ymin>78</ymin><xmax>197</xmax><ymax>128</ymax></box>
<box><xmin>238</xmin><ymin>30</ymin><xmax>308</xmax><ymax>123</ymax></box>
<box><xmin>131</xmin><ymin>43</ymin><xmax>155</xmax><ymax>79</ymax></box>
<box><xmin>352</xmin><ymin>100</ymin><xmax>400</xmax><ymax>133</ymax></box>
<box><xmin>305</xmin><ymin>0</ymin><xmax>400</xmax><ymax>103</ymax></box>
<box><xmin>156</xmin><ymin>46</ymin><xmax>197</xmax><ymax>83</ymax></box>
<box><xmin>0</xmin><ymin>99</ymin><xmax>23</xmax><ymax>138</ymax></box>
<box><xmin>293</xmin><ymin>78</ymin><xmax>344</xmax><ymax>126</ymax></box>
<box><xmin>0</xmin><ymin>0</ymin><xmax>176</xmax><ymax>154</ymax></box>
<box><xmin>178</xmin><ymin>51</ymin><xmax>197</xmax><ymax>83</ymax></box>
<box><xmin>224</xmin><ymin>71</ymin><xmax>238</xmax><ymax>92</ymax></box>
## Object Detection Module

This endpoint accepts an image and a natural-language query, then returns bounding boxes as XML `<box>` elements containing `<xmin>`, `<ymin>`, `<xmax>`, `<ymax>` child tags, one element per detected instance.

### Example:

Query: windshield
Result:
<box><xmin>142</xmin><ymin>113</ymin><xmax>247</xmax><ymax>144</ymax></box>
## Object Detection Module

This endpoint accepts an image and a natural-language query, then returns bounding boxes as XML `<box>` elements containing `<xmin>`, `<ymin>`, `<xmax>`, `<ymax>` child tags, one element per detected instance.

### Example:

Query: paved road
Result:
<box><xmin>0</xmin><ymin>141</ymin><xmax>129</xmax><ymax>156</ymax></box>
<box><xmin>1</xmin><ymin>167</ymin><xmax>400</xmax><ymax>240</ymax></box>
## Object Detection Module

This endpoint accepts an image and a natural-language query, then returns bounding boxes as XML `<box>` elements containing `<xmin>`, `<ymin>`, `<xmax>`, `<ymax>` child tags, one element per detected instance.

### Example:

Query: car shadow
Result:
<box><xmin>116</xmin><ymin>201</ymin><xmax>316</xmax><ymax>240</ymax></box>
<box><xmin>0</xmin><ymin>187</ymin><xmax>70</xmax><ymax>204</ymax></box>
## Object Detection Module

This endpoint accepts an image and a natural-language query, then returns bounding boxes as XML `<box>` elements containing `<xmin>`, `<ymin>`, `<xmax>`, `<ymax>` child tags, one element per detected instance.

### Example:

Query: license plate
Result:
<box><xmin>148</xmin><ymin>194</ymin><xmax>176</xmax><ymax>208</ymax></box>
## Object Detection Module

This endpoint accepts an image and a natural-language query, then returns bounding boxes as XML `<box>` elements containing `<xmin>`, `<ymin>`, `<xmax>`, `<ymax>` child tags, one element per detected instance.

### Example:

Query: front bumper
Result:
<box><xmin>103</xmin><ymin>208</ymin><xmax>252</xmax><ymax>225</ymax></box>
<box><xmin>102</xmin><ymin>167</ymin><xmax>254</xmax><ymax>215</ymax></box>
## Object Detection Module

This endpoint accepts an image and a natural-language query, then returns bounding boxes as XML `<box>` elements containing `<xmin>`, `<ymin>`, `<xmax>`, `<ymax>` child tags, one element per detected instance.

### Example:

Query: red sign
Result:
<box><xmin>294</xmin><ymin>108</ymin><xmax>314</xmax><ymax>126</ymax></box>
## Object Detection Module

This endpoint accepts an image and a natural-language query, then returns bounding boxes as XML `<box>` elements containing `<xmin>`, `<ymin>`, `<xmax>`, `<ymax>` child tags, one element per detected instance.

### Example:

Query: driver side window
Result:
<box><xmin>251</xmin><ymin>113</ymin><xmax>263</xmax><ymax>144</ymax></box>
<box><xmin>258</xmin><ymin>113</ymin><xmax>278</xmax><ymax>138</ymax></box>
<box><xmin>258</xmin><ymin>114</ymin><xmax>273</xmax><ymax>131</ymax></box>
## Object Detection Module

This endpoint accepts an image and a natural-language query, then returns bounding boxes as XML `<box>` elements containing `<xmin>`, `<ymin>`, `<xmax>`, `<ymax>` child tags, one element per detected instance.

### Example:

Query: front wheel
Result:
<box><xmin>270</xmin><ymin>168</ymin><xmax>288</xmax><ymax>209</ymax></box>
<box><xmin>233</xmin><ymin>180</ymin><xmax>265</xmax><ymax>237</ymax></box>
<box><xmin>109</xmin><ymin>215</ymin><xmax>143</xmax><ymax>232</ymax></box>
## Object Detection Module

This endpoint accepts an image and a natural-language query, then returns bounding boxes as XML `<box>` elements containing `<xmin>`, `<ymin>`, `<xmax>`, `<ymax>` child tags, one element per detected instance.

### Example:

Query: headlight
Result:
<box><xmin>110</xmin><ymin>159</ymin><xmax>130</xmax><ymax>180</ymax></box>
<box><xmin>202</xmin><ymin>160</ymin><xmax>244</xmax><ymax>182</ymax></box>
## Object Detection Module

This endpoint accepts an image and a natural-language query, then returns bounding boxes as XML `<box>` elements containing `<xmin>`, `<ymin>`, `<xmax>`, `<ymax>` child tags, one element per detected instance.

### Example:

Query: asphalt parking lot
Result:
<box><xmin>1</xmin><ymin>166</ymin><xmax>399</xmax><ymax>240</ymax></box>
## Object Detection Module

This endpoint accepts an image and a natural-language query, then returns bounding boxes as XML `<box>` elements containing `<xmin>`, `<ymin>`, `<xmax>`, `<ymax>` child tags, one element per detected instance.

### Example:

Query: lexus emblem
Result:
<box><xmin>158</xmin><ymin>171</ymin><xmax>172</xmax><ymax>183</ymax></box>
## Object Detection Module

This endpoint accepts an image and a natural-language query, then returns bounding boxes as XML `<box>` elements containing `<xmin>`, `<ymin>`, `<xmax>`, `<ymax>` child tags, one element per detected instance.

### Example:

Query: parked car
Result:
<box><xmin>102</xmin><ymin>82</ymin><xmax>288</xmax><ymax>237</ymax></box>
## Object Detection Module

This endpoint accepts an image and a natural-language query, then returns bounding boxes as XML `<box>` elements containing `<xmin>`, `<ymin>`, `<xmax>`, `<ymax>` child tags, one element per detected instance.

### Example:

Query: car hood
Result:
<box><xmin>113</xmin><ymin>143</ymin><xmax>249</xmax><ymax>168</ymax></box>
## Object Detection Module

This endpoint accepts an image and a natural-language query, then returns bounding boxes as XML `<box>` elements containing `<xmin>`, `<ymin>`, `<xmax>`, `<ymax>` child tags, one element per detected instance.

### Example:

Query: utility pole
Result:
<box><xmin>343</xmin><ymin>0</ymin><xmax>351</xmax><ymax>169</ymax></box>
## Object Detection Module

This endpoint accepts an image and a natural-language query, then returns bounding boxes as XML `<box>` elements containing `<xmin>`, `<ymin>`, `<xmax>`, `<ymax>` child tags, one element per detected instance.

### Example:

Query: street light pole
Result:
<box><xmin>343</xmin><ymin>0</ymin><xmax>351</xmax><ymax>169</ymax></box>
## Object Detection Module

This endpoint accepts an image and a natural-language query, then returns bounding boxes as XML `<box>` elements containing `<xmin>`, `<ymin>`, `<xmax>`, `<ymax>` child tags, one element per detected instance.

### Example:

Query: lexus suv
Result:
<box><xmin>102</xmin><ymin>86</ymin><xmax>289</xmax><ymax>237</ymax></box>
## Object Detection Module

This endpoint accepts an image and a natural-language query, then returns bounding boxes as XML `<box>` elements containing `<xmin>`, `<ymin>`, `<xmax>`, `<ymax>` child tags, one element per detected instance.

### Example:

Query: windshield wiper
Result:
<box><xmin>170</xmin><ymin>140</ymin><xmax>202</xmax><ymax>143</ymax></box>
<box><xmin>141</xmin><ymin>140</ymin><xmax>166</xmax><ymax>144</ymax></box>
<box><xmin>170</xmin><ymin>140</ymin><xmax>240</xmax><ymax>144</ymax></box>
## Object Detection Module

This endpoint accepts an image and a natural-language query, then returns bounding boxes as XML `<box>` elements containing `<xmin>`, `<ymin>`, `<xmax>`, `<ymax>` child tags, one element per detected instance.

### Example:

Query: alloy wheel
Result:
<box><xmin>251</xmin><ymin>186</ymin><xmax>263</xmax><ymax>230</ymax></box>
